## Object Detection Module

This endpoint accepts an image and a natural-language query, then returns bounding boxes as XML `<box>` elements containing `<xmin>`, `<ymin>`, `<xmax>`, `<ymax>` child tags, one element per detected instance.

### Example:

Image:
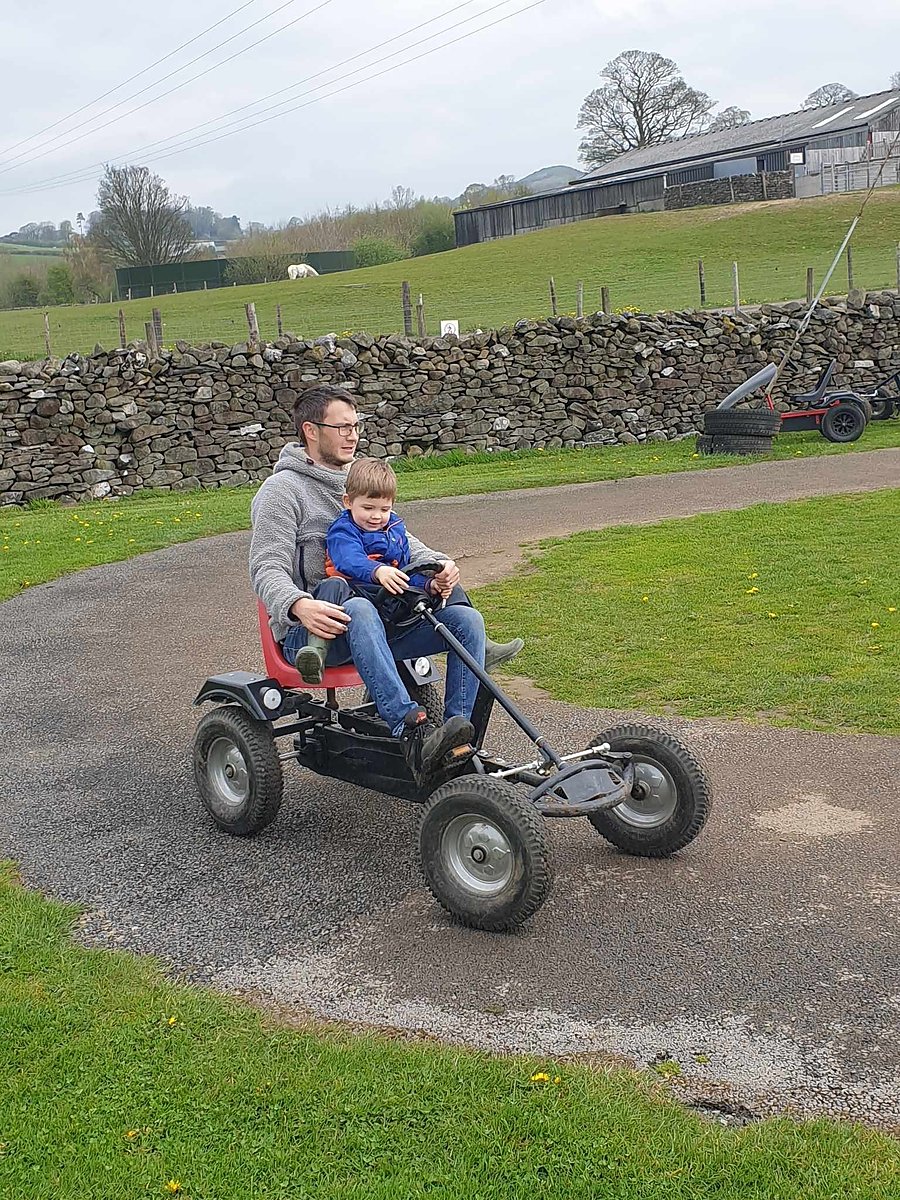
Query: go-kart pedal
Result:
<box><xmin>400</xmin><ymin>710</ymin><xmax>476</xmax><ymax>785</ymax></box>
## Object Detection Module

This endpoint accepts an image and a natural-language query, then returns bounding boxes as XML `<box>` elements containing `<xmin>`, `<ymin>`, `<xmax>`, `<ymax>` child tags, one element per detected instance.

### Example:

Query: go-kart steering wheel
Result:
<box><xmin>371</xmin><ymin>561</ymin><xmax>447</xmax><ymax>629</ymax></box>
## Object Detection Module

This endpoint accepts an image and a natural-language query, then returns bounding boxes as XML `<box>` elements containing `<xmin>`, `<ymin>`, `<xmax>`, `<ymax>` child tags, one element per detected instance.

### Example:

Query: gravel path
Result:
<box><xmin>2</xmin><ymin>450</ymin><xmax>898</xmax><ymax>1129</ymax></box>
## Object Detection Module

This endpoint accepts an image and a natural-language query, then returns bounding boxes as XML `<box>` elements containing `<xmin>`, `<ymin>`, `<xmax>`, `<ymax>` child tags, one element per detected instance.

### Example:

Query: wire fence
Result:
<box><xmin>1</xmin><ymin>244</ymin><xmax>899</xmax><ymax>361</ymax></box>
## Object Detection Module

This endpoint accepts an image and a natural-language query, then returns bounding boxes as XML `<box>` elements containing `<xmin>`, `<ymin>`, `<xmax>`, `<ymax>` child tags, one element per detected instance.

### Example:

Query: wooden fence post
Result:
<box><xmin>144</xmin><ymin>321</ymin><xmax>158</xmax><ymax>359</ymax></box>
<box><xmin>401</xmin><ymin>281</ymin><xmax>413</xmax><ymax>335</ymax></box>
<box><xmin>172</xmin><ymin>281</ymin><xmax>178</xmax><ymax>294</ymax></box>
<box><xmin>276</xmin><ymin>303</ymin><xmax>283</xmax><ymax>336</ymax></box>
<box><xmin>118</xmin><ymin>308</ymin><xmax>127</xmax><ymax>348</ymax></box>
<box><xmin>732</xmin><ymin>261</ymin><xmax>740</xmax><ymax>314</ymax></box>
<box><xmin>127</xmin><ymin>287</ymin><xmax>132</xmax><ymax>301</ymax></box>
<box><xmin>698</xmin><ymin>259</ymin><xmax>707</xmax><ymax>307</ymax></box>
<box><xmin>806</xmin><ymin>267</ymin><xmax>815</xmax><ymax>305</ymax></box>
<box><xmin>416</xmin><ymin>292</ymin><xmax>426</xmax><ymax>338</ymax></box>
<box><xmin>152</xmin><ymin>307</ymin><xmax>163</xmax><ymax>348</ymax></box>
<box><xmin>549</xmin><ymin>276</ymin><xmax>558</xmax><ymax>316</ymax></box>
<box><xmin>42</xmin><ymin>312</ymin><xmax>51</xmax><ymax>358</ymax></box>
<box><xmin>847</xmin><ymin>246</ymin><xmax>854</xmax><ymax>292</ymax></box>
<box><xmin>600</xmin><ymin>286</ymin><xmax>610</xmax><ymax>314</ymax></box>
<box><xmin>245</xmin><ymin>302</ymin><xmax>260</xmax><ymax>350</ymax></box>
<box><xmin>576</xmin><ymin>280</ymin><xmax>584</xmax><ymax>319</ymax></box>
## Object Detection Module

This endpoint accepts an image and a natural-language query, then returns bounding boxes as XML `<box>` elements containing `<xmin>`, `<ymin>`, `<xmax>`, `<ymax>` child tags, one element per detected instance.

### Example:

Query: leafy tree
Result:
<box><xmin>577</xmin><ymin>50</ymin><xmax>715</xmax><ymax>167</ymax></box>
<box><xmin>802</xmin><ymin>83</ymin><xmax>858</xmax><ymax>109</ymax></box>
<box><xmin>58</xmin><ymin>220</ymin><xmax>73</xmax><ymax>243</ymax></box>
<box><xmin>352</xmin><ymin>236</ymin><xmax>408</xmax><ymax>267</ymax></box>
<box><xmin>709</xmin><ymin>106</ymin><xmax>752</xmax><ymax>131</ymax></box>
<box><xmin>41</xmin><ymin>264</ymin><xmax>75</xmax><ymax>305</ymax></box>
<box><xmin>411</xmin><ymin>209</ymin><xmax>455</xmax><ymax>256</ymax></box>
<box><xmin>4</xmin><ymin>274</ymin><xmax>42</xmax><ymax>308</ymax></box>
<box><xmin>89</xmin><ymin>165</ymin><xmax>192</xmax><ymax>265</ymax></box>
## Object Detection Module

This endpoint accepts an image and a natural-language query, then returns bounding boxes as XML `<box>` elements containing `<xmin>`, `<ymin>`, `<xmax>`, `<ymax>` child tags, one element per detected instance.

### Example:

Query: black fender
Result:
<box><xmin>193</xmin><ymin>671</ymin><xmax>289</xmax><ymax>722</ymax></box>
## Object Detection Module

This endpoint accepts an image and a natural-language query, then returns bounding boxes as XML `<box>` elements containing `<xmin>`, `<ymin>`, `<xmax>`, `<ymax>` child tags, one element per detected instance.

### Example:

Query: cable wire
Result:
<box><xmin>0</xmin><ymin>0</ymin><xmax>258</xmax><ymax>162</ymax></box>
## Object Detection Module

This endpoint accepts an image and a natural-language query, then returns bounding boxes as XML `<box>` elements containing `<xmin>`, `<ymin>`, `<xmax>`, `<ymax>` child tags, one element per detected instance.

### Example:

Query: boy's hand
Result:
<box><xmin>374</xmin><ymin>565</ymin><xmax>410</xmax><ymax>595</ymax></box>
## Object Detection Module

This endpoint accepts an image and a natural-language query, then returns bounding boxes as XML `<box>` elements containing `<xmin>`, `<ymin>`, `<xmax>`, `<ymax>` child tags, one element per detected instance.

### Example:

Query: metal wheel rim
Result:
<box><xmin>832</xmin><ymin>411</ymin><xmax>857</xmax><ymax>436</ymax></box>
<box><xmin>441</xmin><ymin>812</ymin><xmax>513</xmax><ymax>896</ymax></box>
<box><xmin>611</xmin><ymin>758</ymin><xmax>678</xmax><ymax>828</ymax></box>
<box><xmin>207</xmin><ymin>736</ymin><xmax>250</xmax><ymax>808</ymax></box>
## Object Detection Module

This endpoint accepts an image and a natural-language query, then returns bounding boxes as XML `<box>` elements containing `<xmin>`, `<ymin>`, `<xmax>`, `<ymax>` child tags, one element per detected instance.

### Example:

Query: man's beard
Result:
<box><xmin>316</xmin><ymin>448</ymin><xmax>353</xmax><ymax>470</ymax></box>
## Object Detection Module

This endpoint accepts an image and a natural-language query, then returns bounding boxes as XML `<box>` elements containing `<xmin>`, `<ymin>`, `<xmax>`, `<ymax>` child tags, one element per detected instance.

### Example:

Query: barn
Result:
<box><xmin>454</xmin><ymin>88</ymin><xmax>900</xmax><ymax>246</ymax></box>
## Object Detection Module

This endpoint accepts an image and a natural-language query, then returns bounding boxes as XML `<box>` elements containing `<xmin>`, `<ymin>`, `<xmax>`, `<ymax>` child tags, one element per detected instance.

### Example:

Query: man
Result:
<box><xmin>249</xmin><ymin>383</ymin><xmax>523</xmax><ymax>783</ymax></box>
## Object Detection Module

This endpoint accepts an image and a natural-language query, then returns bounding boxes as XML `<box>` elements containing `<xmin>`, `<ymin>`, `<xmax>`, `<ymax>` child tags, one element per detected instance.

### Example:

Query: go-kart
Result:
<box><xmin>192</xmin><ymin>569</ymin><xmax>712</xmax><ymax>931</ymax></box>
<box><xmin>775</xmin><ymin>359</ymin><xmax>874</xmax><ymax>442</ymax></box>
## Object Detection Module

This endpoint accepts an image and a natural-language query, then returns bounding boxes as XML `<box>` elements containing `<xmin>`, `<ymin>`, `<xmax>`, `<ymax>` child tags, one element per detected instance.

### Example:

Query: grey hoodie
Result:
<box><xmin>249</xmin><ymin>442</ymin><xmax>446</xmax><ymax>643</ymax></box>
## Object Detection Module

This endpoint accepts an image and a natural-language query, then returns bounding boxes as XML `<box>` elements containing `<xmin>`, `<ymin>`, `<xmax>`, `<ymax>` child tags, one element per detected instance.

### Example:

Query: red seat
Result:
<box><xmin>257</xmin><ymin>600</ymin><xmax>363</xmax><ymax>689</ymax></box>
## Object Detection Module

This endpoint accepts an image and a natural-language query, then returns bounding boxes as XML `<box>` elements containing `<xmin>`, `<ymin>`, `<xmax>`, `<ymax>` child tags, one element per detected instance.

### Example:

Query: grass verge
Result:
<box><xmin>474</xmin><ymin>490</ymin><xmax>900</xmax><ymax>735</ymax></box>
<box><xmin>2</xmin><ymin>427</ymin><xmax>899</xmax><ymax>602</ymax></box>
<box><xmin>1</xmin><ymin>864</ymin><xmax>898</xmax><ymax>1199</ymax></box>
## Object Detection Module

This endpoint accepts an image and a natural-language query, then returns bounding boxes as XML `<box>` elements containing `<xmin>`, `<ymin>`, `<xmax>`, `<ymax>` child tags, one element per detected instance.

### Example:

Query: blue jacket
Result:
<box><xmin>325</xmin><ymin>509</ymin><xmax>430</xmax><ymax>590</ymax></box>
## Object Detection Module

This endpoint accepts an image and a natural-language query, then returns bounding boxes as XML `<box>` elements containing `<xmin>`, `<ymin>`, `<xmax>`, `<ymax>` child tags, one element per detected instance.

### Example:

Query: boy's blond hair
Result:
<box><xmin>344</xmin><ymin>457</ymin><xmax>397</xmax><ymax>501</ymax></box>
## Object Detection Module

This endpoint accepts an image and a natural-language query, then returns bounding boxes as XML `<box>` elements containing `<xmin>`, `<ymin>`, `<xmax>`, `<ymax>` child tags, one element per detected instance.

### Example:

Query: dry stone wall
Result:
<box><xmin>664</xmin><ymin>170</ymin><xmax>794</xmax><ymax>210</ymax></box>
<box><xmin>1</xmin><ymin>290</ymin><xmax>898</xmax><ymax>506</ymax></box>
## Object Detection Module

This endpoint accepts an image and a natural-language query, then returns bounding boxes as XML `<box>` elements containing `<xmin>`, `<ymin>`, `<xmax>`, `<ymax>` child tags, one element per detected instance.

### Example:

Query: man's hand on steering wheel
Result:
<box><xmin>429</xmin><ymin>559</ymin><xmax>459</xmax><ymax>598</ymax></box>
<box><xmin>373</xmin><ymin>564</ymin><xmax>410</xmax><ymax>595</ymax></box>
<box><xmin>290</xmin><ymin>595</ymin><xmax>351</xmax><ymax>639</ymax></box>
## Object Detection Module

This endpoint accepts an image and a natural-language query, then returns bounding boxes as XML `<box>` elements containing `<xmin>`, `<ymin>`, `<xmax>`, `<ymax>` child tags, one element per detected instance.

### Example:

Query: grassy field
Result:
<box><xmin>2</xmin><ymin>864</ymin><xmax>899</xmax><ymax>1199</ymax></box>
<box><xmin>0</xmin><ymin>189</ymin><xmax>898</xmax><ymax>359</ymax></box>
<box><xmin>478</xmin><ymin>490</ymin><xmax>900</xmax><ymax>735</ymax></box>
<box><xmin>2</xmin><ymin>426</ymin><xmax>899</xmax><ymax>603</ymax></box>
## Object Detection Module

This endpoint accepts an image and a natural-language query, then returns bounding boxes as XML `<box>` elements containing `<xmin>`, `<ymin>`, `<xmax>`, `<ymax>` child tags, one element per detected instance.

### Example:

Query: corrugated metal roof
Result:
<box><xmin>579</xmin><ymin>88</ymin><xmax>900</xmax><ymax>184</ymax></box>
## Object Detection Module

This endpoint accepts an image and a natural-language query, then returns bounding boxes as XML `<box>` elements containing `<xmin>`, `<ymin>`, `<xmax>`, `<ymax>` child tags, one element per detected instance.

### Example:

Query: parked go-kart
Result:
<box><xmin>192</xmin><ymin>569</ymin><xmax>712</xmax><ymax>931</ymax></box>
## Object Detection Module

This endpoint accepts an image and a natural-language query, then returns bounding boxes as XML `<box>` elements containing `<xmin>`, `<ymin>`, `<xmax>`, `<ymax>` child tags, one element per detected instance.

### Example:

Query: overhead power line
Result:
<box><xmin>0</xmin><ymin>0</ymin><xmax>258</xmax><ymax>163</ymax></box>
<box><xmin>0</xmin><ymin>0</ymin><xmax>549</xmax><ymax>198</ymax></box>
<box><xmin>3</xmin><ymin>0</ymin><xmax>496</xmax><ymax>195</ymax></box>
<box><xmin>0</xmin><ymin>0</ymin><xmax>334</xmax><ymax>178</ymax></box>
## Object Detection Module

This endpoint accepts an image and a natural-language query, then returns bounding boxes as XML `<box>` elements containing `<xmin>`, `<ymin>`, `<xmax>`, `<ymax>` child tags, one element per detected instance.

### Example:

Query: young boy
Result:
<box><xmin>293</xmin><ymin>458</ymin><xmax>522</xmax><ymax>683</ymax></box>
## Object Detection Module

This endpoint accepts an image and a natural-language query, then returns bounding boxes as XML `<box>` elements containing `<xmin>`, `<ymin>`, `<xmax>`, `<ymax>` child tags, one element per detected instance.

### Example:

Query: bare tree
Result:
<box><xmin>577</xmin><ymin>50</ymin><xmax>714</xmax><ymax>168</ymax></box>
<box><xmin>89</xmin><ymin>165</ymin><xmax>192</xmax><ymax>266</ymax></box>
<box><xmin>802</xmin><ymin>83</ymin><xmax>858</xmax><ymax>110</ymax></box>
<box><xmin>891</xmin><ymin>71</ymin><xmax>900</xmax><ymax>89</ymax></box>
<box><xmin>388</xmin><ymin>185</ymin><xmax>417</xmax><ymax>210</ymax></box>
<box><xmin>709</xmin><ymin>105</ymin><xmax>752</xmax><ymax>132</ymax></box>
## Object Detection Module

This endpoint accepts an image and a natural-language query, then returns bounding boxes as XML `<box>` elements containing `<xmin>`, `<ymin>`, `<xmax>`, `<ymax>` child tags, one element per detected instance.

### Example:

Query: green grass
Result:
<box><xmin>2</xmin><ymin>864</ymin><xmax>899</xmax><ymax>1199</ymax></box>
<box><xmin>3</xmin><ymin>427</ymin><xmax>899</xmax><ymax>602</ymax></box>
<box><xmin>475</xmin><ymin>490</ymin><xmax>900</xmax><ymax>736</ymax></box>
<box><xmin>1</xmin><ymin>189</ymin><xmax>899</xmax><ymax>359</ymax></box>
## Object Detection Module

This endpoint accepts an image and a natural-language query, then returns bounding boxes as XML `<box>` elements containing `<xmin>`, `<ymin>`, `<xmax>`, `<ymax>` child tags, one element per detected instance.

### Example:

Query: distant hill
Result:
<box><xmin>518</xmin><ymin>165</ymin><xmax>584</xmax><ymax>193</ymax></box>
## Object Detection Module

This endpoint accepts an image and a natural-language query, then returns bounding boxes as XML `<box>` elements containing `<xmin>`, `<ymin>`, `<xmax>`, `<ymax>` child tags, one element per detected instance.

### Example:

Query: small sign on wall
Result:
<box><xmin>440</xmin><ymin>320</ymin><xmax>459</xmax><ymax>337</ymax></box>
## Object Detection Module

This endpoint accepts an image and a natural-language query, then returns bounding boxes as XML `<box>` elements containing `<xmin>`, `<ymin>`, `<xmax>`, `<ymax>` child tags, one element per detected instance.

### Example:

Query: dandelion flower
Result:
<box><xmin>530</xmin><ymin>1071</ymin><xmax>550</xmax><ymax>1083</ymax></box>
<box><xmin>124</xmin><ymin>1129</ymin><xmax>139</xmax><ymax>1140</ymax></box>
<box><xmin>167</xmin><ymin>1016</ymin><xmax>177</xmax><ymax>1026</ymax></box>
<box><xmin>768</xmin><ymin>612</ymin><xmax>777</xmax><ymax>618</ymax></box>
<box><xmin>165</xmin><ymin>1182</ymin><xmax>183</xmax><ymax>1195</ymax></box>
<box><xmin>745</xmin><ymin>587</ymin><xmax>759</xmax><ymax>595</ymax></box>
<box><xmin>871</xmin><ymin>621</ymin><xmax>880</xmax><ymax>629</ymax></box>
<box><xmin>889</xmin><ymin>607</ymin><xmax>897</xmax><ymax>614</ymax></box>
<box><xmin>748</xmin><ymin>572</ymin><xmax>759</xmax><ymax>579</ymax></box>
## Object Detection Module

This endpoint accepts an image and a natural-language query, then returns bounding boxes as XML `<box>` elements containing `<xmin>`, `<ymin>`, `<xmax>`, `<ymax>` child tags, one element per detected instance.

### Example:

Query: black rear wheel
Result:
<box><xmin>870</xmin><ymin>395</ymin><xmax>895</xmax><ymax>421</ymax></box>
<box><xmin>418</xmin><ymin>776</ymin><xmax>552</xmax><ymax>931</ymax></box>
<box><xmin>193</xmin><ymin>706</ymin><xmax>283</xmax><ymax>835</ymax></box>
<box><xmin>821</xmin><ymin>402</ymin><xmax>865</xmax><ymax>443</ymax></box>
<box><xmin>587</xmin><ymin>724</ymin><xmax>711</xmax><ymax>856</ymax></box>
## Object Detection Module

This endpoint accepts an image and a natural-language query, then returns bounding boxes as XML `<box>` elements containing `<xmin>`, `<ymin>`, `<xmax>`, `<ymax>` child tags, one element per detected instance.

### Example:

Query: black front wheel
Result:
<box><xmin>193</xmin><ymin>706</ymin><xmax>284</xmax><ymax>835</ymax></box>
<box><xmin>587</xmin><ymin>724</ymin><xmax>711</xmax><ymax>857</ymax></box>
<box><xmin>418</xmin><ymin>776</ymin><xmax>553</xmax><ymax>931</ymax></box>
<box><xmin>870</xmin><ymin>395</ymin><xmax>895</xmax><ymax>421</ymax></box>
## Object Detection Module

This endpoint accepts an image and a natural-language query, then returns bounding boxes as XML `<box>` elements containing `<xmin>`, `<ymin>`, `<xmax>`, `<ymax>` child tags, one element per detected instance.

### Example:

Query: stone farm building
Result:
<box><xmin>454</xmin><ymin>88</ymin><xmax>900</xmax><ymax>246</ymax></box>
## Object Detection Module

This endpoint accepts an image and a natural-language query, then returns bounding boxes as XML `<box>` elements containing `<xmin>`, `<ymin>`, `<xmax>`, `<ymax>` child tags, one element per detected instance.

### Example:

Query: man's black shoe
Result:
<box><xmin>400</xmin><ymin>710</ymin><xmax>475</xmax><ymax>784</ymax></box>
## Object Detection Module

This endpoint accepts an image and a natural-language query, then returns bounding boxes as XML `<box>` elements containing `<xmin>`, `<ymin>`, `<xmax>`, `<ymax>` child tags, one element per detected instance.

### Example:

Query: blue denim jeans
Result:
<box><xmin>281</xmin><ymin>576</ymin><xmax>486</xmax><ymax>737</ymax></box>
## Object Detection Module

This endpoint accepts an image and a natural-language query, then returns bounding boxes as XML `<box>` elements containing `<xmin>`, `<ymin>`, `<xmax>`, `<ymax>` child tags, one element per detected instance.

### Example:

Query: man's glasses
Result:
<box><xmin>311</xmin><ymin>421</ymin><xmax>362</xmax><ymax>437</ymax></box>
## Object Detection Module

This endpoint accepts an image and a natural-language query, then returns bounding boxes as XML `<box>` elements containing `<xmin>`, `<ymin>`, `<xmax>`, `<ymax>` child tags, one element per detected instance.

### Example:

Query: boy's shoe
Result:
<box><xmin>484</xmin><ymin>636</ymin><xmax>525</xmax><ymax>673</ymax></box>
<box><xmin>400</xmin><ymin>710</ymin><xmax>475</xmax><ymax>784</ymax></box>
<box><xmin>294</xmin><ymin>643</ymin><xmax>326</xmax><ymax>684</ymax></box>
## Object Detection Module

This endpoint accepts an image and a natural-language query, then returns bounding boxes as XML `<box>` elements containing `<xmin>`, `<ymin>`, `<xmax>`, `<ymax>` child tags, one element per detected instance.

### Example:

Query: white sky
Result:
<box><xmin>1</xmin><ymin>0</ymin><xmax>898</xmax><ymax>232</ymax></box>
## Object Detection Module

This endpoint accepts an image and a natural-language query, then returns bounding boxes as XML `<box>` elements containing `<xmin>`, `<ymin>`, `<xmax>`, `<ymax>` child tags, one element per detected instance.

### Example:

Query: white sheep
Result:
<box><xmin>287</xmin><ymin>263</ymin><xmax>319</xmax><ymax>280</ymax></box>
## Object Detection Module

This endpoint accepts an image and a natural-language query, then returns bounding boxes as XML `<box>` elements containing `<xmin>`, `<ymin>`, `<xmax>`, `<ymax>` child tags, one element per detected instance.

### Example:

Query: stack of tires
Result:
<box><xmin>697</xmin><ymin>406</ymin><xmax>781</xmax><ymax>456</ymax></box>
